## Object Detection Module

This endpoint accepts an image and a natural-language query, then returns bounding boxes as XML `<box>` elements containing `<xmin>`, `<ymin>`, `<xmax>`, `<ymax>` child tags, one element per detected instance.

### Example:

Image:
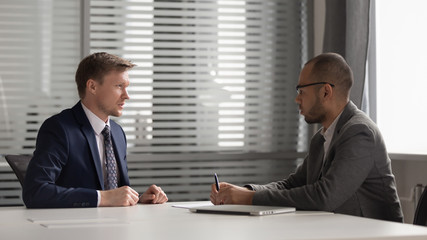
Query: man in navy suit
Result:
<box><xmin>23</xmin><ymin>52</ymin><xmax>168</xmax><ymax>208</ymax></box>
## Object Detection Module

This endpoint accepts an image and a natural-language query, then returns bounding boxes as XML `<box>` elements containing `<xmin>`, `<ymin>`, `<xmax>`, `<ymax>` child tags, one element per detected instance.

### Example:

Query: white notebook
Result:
<box><xmin>189</xmin><ymin>204</ymin><xmax>295</xmax><ymax>216</ymax></box>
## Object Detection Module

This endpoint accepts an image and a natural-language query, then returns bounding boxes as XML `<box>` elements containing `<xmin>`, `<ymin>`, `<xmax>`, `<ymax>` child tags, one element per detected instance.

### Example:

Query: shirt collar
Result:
<box><xmin>321</xmin><ymin>110</ymin><xmax>343</xmax><ymax>141</ymax></box>
<box><xmin>81</xmin><ymin>102</ymin><xmax>110</xmax><ymax>136</ymax></box>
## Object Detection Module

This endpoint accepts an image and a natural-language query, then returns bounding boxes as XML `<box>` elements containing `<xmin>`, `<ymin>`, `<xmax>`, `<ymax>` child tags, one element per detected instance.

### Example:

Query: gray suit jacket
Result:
<box><xmin>248</xmin><ymin>101</ymin><xmax>403</xmax><ymax>222</ymax></box>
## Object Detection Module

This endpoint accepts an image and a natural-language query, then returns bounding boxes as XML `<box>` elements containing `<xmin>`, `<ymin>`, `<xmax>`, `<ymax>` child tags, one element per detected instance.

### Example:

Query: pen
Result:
<box><xmin>214</xmin><ymin>173</ymin><xmax>220</xmax><ymax>191</ymax></box>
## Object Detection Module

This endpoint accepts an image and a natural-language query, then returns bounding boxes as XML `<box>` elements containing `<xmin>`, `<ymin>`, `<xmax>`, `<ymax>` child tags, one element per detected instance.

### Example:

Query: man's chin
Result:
<box><xmin>304</xmin><ymin>119</ymin><xmax>313</xmax><ymax>124</ymax></box>
<box><xmin>304</xmin><ymin>117</ymin><xmax>317</xmax><ymax>124</ymax></box>
<box><xmin>110</xmin><ymin>111</ymin><xmax>122</xmax><ymax>117</ymax></box>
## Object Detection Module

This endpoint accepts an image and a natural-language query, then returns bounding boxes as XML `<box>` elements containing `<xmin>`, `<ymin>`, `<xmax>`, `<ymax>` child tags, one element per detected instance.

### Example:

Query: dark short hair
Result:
<box><xmin>305</xmin><ymin>53</ymin><xmax>353</xmax><ymax>97</ymax></box>
<box><xmin>75</xmin><ymin>52</ymin><xmax>136</xmax><ymax>99</ymax></box>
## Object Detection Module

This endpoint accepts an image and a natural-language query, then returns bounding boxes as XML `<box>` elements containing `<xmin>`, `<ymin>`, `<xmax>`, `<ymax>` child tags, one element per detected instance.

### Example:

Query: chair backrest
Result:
<box><xmin>414</xmin><ymin>186</ymin><xmax>427</xmax><ymax>226</ymax></box>
<box><xmin>4</xmin><ymin>155</ymin><xmax>32</xmax><ymax>187</ymax></box>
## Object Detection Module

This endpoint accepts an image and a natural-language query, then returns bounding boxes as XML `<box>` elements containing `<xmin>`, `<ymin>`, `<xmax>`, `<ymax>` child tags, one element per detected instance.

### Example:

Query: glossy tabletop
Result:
<box><xmin>1</xmin><ymin>201</ymin><xmax>427</xmax><ymax>240</ymax></box>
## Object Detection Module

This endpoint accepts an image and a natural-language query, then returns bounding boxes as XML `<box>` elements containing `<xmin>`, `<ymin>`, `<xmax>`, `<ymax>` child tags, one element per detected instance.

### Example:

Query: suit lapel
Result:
<box><xmin>321</xmin><ymin>101</ymin><xmax>357</xmax><ymax>177</ymax></box>
<box><xmin>72</xmin><ymin>102</ymin><xmax>105</xmax><ymax>189</ymax></box>
<box><xmin>110</xmin><ymin>122</ymin><xmax>130</xmax><ymax>186</ymax></box>
<box><xmin>307</xmin><ymin>132</ymin><xmax>325</xmax><ymax>184</ymax></box>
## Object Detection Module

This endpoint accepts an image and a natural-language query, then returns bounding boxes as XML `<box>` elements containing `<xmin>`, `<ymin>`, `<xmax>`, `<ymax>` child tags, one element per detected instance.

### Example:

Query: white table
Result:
<box><xmin>1</xmin><ymin>202</ymin><xmax>427</xmax><ymax>240</ymax></box>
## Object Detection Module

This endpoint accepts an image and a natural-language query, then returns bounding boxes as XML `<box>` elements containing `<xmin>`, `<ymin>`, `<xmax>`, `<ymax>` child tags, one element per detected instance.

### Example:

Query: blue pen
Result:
<box><xmin>214</xmin><ymin>173</ymin><xmax>220</xmax><ymax>191</ymax></box>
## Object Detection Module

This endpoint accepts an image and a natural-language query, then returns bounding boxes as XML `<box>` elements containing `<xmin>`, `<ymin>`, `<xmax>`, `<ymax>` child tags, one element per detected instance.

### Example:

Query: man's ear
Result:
<box><xmin>86</xmin><ymin>79</ymin><xmax>97</xmax><ymax>95</ymax></box>
<box><xmin>322</xmin><ymin>83</ymin><xmax>334</xmax><ymax>100</ymax></box>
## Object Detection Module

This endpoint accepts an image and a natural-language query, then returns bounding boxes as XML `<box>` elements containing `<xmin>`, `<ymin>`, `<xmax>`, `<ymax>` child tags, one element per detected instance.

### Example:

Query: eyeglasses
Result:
<box><xmin>296</xmin><ymin>82</ymin><xmax>335</xmax><ymax>95</ymax></box>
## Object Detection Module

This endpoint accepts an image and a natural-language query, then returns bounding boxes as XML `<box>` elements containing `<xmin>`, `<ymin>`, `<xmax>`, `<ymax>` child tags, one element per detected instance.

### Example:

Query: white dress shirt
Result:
<box><xmin>81</xmin><ymin>102</ymin><xmax>110</xmax><ymax>206</ymax></box>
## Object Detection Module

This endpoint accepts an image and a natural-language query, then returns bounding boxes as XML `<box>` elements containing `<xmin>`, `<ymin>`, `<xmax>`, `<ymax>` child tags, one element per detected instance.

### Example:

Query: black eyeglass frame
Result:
<box><xmin>296</xmin><ymin>82</ymin><xmax>335</xmax><ymax>94</ymax></box>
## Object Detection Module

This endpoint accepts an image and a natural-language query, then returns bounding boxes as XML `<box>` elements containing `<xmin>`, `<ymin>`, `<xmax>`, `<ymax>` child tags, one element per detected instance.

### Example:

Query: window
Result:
<box><xmin>375</xmin><ymin>0</ymin><xmax>427</xmax><ymax>155</ymax></box>
<box><xmin>89</xmin><ymin>0</ymin><xmax>310</xmax><ymax>200</ymax></box>
<box><xmin>0</xmin><ymin>1</ymin><xmax>81</xmax><ymax>154</ymax></box>
<box><xmin>0</xmin><ymin>0</ymin><xmax>81</xmax><ymax>205</ymax></box>
<box><xmin>0</xmin><ymin>0</ymin><xmax>311</xmax><ymax>204</ymax></box>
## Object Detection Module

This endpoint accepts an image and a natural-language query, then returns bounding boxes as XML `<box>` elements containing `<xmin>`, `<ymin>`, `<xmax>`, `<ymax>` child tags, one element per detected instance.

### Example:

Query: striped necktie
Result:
<box><xmin>101</xmin><ymin>125</ymin><xmax>118</xmax><ymax>190</ymax></box>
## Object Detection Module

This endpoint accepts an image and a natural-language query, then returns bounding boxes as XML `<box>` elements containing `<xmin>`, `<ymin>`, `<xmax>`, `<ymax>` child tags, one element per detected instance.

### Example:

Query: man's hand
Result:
<box><xmin>210</xmin><ymin>182</ymin><xmax>255</xmax><ymax>205</ymax></box>
<box><xmin>139</xmin><ymin>184</ymin><xmax>168</xmax><ymax>204</ymax></box>
<box><xmin>99</xmin><ymin>186</ymin><xmax>140</xmax><ymax>207</ymax></box>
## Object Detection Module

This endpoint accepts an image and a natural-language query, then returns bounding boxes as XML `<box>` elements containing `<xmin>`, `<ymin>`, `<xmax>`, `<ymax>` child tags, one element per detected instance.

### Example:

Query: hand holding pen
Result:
<box><xmin>210</xmin><ymin>173</ymin><xmax>224</xmax><ymax>205</ymax></box>
<box><xmin>214</xmin><ymin>173</ymin><xmax>220</xmax><ymax>191</ymax></box>
<box><xmin>210</xmin><ymin>173</ymin><xmax>255</xmax><ymax>205</ymax></box>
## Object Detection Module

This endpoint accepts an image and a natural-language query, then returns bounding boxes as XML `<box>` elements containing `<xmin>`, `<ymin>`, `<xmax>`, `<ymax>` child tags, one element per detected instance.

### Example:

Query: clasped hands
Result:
<box><xmin>100</xmin><ymin>181</ymin><xmax>255</xmax><ymax>207</ymax></box>
<box><xmin>100</xmin><ymin>184</ymin><xmax>168</xmax><ymax>207</ymax></box>
<box><xmin>210</xmin><ymin>182</ymin><xmax>255</xmax><ymax>205</ymax></box>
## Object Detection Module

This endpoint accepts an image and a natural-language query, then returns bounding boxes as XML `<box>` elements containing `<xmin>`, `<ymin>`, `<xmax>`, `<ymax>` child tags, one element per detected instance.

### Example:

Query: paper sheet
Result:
<box><xmin>172</xmin><ymin>201</ymin><xmax>213</xmax><ymax>209</ymax></box>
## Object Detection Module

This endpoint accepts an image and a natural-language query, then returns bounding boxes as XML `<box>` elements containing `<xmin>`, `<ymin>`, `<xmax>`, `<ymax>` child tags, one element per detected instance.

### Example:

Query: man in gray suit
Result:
<box><xmin>210</xmin><ymin>53</ymin><xmax>403</xmax><ymax>222</ymax></box>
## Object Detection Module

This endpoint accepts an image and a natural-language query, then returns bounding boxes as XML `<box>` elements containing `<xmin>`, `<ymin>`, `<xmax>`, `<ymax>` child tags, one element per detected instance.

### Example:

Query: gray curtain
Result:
<box><xmin>323</xmin><ymin>0</ymin><xmax>370</xmax><ymax>109</ymax></box>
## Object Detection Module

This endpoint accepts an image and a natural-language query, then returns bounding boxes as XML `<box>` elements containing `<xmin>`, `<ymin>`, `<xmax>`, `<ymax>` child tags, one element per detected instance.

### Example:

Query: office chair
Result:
<box><xmin>4</xmin><ymin>154</ymin><xmax>32</xmax><ymax>187</ymax></box>
<box><xmin>414</xmin><ymin>186</ymin><xmax>427</xmax><ymax>226</ymax></box>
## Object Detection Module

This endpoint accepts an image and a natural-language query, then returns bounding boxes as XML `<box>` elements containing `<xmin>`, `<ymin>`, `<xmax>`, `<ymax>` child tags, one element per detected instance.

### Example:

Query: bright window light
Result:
<box><xmin>376</xmin><ymin>0</ymin><xmax>427</xmax><ymax>154</ymax></box>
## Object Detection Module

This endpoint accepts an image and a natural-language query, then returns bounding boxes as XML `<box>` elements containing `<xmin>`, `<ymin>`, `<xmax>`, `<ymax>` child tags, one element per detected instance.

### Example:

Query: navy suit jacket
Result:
<box><xmin>23</xmin><ymin>102</ymin><xmax>130</xmax><ymax>208</ymax></box>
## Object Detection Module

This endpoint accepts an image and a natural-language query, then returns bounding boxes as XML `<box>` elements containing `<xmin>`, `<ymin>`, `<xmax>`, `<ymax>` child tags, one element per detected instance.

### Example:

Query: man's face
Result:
<box><xmin>93</xmin><ymin>70</ymin><xmax>130</xmax><ymax>121</ymax></box>
<box><xmin>295</xmin><ymin>65</ymin><xmax>326</xmax><ymax>124</ymax></box>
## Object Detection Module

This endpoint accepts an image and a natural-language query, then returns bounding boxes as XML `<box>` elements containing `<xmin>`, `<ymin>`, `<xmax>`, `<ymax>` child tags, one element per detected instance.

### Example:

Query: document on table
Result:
<box><xmin>28</xmin><ymin>217</ymin><xmax>127</xmax><ymax>229</ymax></box>
<box><xmin>172</xmin><ymin>201</ymin><xmax>213</xmax><ymax>209</ymax></box>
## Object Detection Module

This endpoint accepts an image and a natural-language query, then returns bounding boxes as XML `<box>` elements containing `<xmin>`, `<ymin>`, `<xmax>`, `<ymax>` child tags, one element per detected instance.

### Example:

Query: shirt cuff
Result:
<box><xmin>97</xmin><ymin>190</ymin><xmax>101</xmax><ymax>207</ymax></box>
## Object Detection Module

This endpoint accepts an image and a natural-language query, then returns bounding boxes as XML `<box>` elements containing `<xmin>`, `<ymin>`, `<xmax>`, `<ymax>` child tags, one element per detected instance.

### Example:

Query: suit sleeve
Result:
<box><xmin>251</xmin><ymin>124</ymin><xmax>376</xmax><ymax>211</ymax></box>
<box><xmin>246</xmin><ymin>156</ymin><xmax>308</xmax><ymax>191</ymax></box>
<box><xmin>22</xmin><ymin>117</ymin><xmax>98</xmax><ymax>208</ymax></box>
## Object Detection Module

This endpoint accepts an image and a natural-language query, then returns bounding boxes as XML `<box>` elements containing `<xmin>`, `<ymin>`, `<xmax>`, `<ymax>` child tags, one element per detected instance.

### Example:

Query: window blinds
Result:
<box><xmin>0</xmin><ymin>0</ymin><xmax>81</xmax><ymax>154</ymax></box>
<box><xmin>0</xmin><ymin>0</ymin><xmax>81</xmax><ymax>205</ymax></box>
<box><xmin>89</xmin><ymin>0</ymin><xmax>310</xmax><ymax>200</ymax></box>
<box><xmin>0</xmin><ymin>0</ymin><xmax>310</xmax><ymax>205</ymax></box>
